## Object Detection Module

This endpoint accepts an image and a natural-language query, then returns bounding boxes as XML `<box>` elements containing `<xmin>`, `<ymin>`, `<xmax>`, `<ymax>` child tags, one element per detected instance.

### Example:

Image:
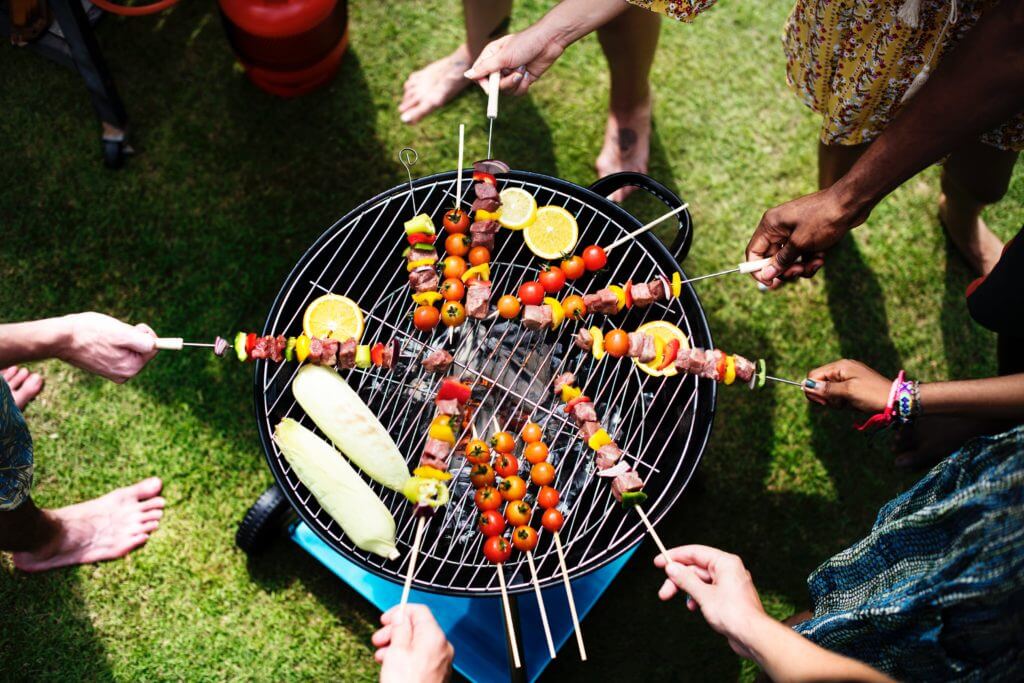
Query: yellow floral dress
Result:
<box><xmin>628</xmin><ymin>0</ymin><xmax>1024</xmax><ymax>151</ymax></box>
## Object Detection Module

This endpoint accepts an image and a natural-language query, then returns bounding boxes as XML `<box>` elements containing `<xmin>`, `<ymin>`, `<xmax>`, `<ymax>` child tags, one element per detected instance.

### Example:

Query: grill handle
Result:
<box><xmin>588</xmin><ymin>172</ymin><xmax>693</xmax><ymax>263</ymax></box>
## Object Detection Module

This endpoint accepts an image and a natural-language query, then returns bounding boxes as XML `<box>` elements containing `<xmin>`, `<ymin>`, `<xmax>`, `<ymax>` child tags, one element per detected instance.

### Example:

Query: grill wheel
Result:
<box><xmin>236</xmin><ymin>483</ymin><xmax>295</xmax><ymax>555</ymax></box>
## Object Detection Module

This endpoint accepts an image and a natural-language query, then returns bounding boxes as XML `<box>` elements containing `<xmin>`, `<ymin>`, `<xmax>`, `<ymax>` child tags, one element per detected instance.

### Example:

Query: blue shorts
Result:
<box><xmin>0</xmin><ymin>378</ymin><xmax>34</xmax><ymax>511</ymax></box>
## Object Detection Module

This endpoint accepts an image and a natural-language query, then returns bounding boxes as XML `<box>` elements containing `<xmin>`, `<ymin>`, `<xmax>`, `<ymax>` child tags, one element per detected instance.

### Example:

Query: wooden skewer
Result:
<box><xmin>456</xmin><ymin>124</ymin><xmax>466</xmax><ymax>206</ymax></box>
<box><xmin>604</xmin><ymin>203</ymin><xmax>689</xmax><ymax>254</ymax></box>
<box><xmin>525</xmin><ymin>550</ymin><xmax>557</xmax><ymax>659</ymax></box>
<box><xmin>154</xmin><ymin>338</ymin><xmax>215</xmax><ymax>350</ymax></box>
<box><xmin>553</xmin><ymin>532</ymin><xmax>587</xmax><ymax>661</ymax></box>
<box><xmin>496</xmin><ymin>562</ymin><xmax>522</xmax><ymax>669</ymax></box>
<box><xmin>398</xmin><ymin>516</ymin><xmax>427</xmax><ymax>619</ymax></box>
<box><xmin>634</xmin><ymin>505</ymin><xmax>673</xmax><ymax>567</ymax></box>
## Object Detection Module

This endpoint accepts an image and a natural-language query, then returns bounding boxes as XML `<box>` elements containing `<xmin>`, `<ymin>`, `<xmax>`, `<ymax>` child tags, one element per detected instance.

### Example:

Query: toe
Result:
<box><xmin>140</xmin><ymin>496</ymin><xmax>167</xmax><ymax>511</ymax></box>
<box><xmin>8</xmin><ymin>367</ymin><xmax>29</xmax><ymax>390</ymax></box>
<box><xmin>140</xmin><ymin>508</ymin><xmax>165</xmax><ymax>523</ymax></box>
<box><xmin>135</xmin><ymin>519</ymin><xmax>160</xmax><ymax>534</ymax></box>
<box><xmin>128</xmin><ymin>477</ymin><xmax>163</xmax><ymax>501</ymax></box>
<box><xmin>2</xmin><ymin>366</ymin><xmax>17</xmax><ymax>381</ymax></box>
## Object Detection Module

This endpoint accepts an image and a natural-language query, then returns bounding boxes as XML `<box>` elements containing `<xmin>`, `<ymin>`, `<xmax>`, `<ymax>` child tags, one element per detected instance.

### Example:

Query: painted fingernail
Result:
<box><xmin>804</xmin><ymin>379</ymin><xmax>817</xmax><ymax>389</ymax></box>
<box><xmin>757</xmin><ymin>283</ymin><xmax>769</xmax><ymax>293</ymax></box>
<box><xmin>511</xmin><ymin>72</ymin><xmax>522</xmax><ymax>83</ymax></box>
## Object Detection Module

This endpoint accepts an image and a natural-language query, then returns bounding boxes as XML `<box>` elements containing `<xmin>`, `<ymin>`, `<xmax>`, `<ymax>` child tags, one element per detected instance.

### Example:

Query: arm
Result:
<box><xmin>655</xmin><ymin>546</ymin><xmax>893</xmax><ymax>683</ymax></box>
<box><xmin>747</xmin><ymin>0</ymin><xmax>1024</xmax><ymax>283</ymax></box>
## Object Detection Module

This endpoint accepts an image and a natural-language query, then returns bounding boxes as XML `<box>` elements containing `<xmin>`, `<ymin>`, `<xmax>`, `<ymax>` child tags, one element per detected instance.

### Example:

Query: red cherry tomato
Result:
<box><xmin>518</xmin><ymin>281</ymin><xmax>545</xmax><ymax>306</ymax></box>
<box><xmin>531</xmin><ymin>461</ymin><xmax>555</xmax><ymax>486</ymax></box>
<box><xmin>505</xmin><ymin>500</ymin><xmax>532</xmax><ymax>527</ymax></box>
<box><xmin>511</xmin><ymin>525</ymin><xmax>538</xmax><ymax>552</ymax></box>
<box><xmin>538</xmin><ymin>266</ymin><xmax>566</xmax><ymax>294</ymax></box>
<box><xmin>560</xmin><ymin>255</ymin><xmax>586</xmax><ymax>280</ymax></box>
<box><xmin>443</xmin><ymin>256</ymin><xmax>467</xmax><ymax>280</ymax></box>
<box><xmin>582</xmin><ymin>245</ymin><xmax>608</xmax><ymax>271</ymax></box>
<box><xmin>497</xmin><ymin>295</ymin><xmax>521</xmax><ymax>319</ymax></box>
<box><xmin>441</xmin><ymin>277</ymin><xmax>465</xmax><ymax>301</ymax></box>
<box><xmin>465</xmin><ymin>439</ymin><xmax>491</xmax><ymax>465</ymax></box>
<box><xmin>483</xmin><ymin>535</ymin><xmax>512</xmax><ymax>564</ymax></box>
<box><xmin>604</xmin><ymin>329</ymin><xmax>630</xmax><ymax>358</ymax></box>
<box><xmin>537</xmin><ymin>486</ymin><xmax>560</xmax><ymax>509</ymax></box>
<box><xmin>478</xmin><ymin>509</ymin><xmax>505</xmax><ymax>537</ymax></box>
<box><xmin>523</xmin><ymin>441</ymin><xmax>549</xmax><ymax>464</ymax></box>
<box><xmin>541</xmin><ymin>508</ymin><xmax>564</xmax><ymax>533</ymax></box>
<box><xmin>494</xmin><ymin>454</ymin><xmax>519</xmax><ymax>478</ymax></box>
<box><xmin>474</xmin><ymin>485</ymin><xmax>502</xmax><ymax>511</ymax></box>
<box><xmin>468</xmin><ymin>246</ymin><xmax>490</xmax><ymax>266</ymax></box>
<box><xmin>413</xmin><ymin>305</ymin><xmax>440</xmax><ymax>332</ymax></box>
<box><xmin>490</xmin><ymin>431</ymin><xmax>515</xmax><ymax>454</ymax></box>
<box><xmin>499</xmin><ymin>475</ymin><xmax>527</xmax><ymax>501</ymax></box>
<box><xmin>520</xmin><ymin>422</ymin><xmax>543</xmax><ymax>443</ymax></box>
<box><xmin>470</xmin><ymin>463</ymin><xmax>495</xmax><ymax>488</ymax></box>
<box><xmin>443</xmin><ymin>208</ymin><xmax>470</xmax><ymax>233</ymax></box>
<box><xmin>445</xmin><ymin>233</ymin><xmax>471</xmax><ymax>256</ymax></box>
<box><xmin>562</xmin><ymin>295</ymin><xmax>586</xmax><ymax>320</ymax></box>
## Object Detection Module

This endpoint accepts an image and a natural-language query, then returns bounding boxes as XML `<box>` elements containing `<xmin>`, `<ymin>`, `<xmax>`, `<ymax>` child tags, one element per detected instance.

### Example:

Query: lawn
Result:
<box><xmin>1</xmin><ymin>0</ymin><xmax>1021</xmax><ymax>680</ymax></box>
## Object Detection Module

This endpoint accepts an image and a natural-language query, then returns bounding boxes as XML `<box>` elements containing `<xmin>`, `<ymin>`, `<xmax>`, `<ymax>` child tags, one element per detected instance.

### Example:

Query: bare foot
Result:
<box><xmin>399</xmin><ymin>44</ymin><xmax>474</xmax><ymax>125</ymax></box>
<box><xmin>938</xmin><ymin>193</ymin><xmax>1004</xmax><ymax>275</ymax></box>
<box><xmin>2</xmin><ymin>366</ymin><xmax>44</xmax><ymax>412</ymax></box>
<box><xmin>12</xmin><ymin>477</ymin><xmax>165</xmax><ymax>572</ymax></box>
<box><xmin>893</xmin><ymin>415</ymin><xmax>1009</xmax><ymax>470</ymax></box>
<box><xmin>596</xmin><ymin>94</ymin><xmax>653</xmax><ymax>203</ymax></box>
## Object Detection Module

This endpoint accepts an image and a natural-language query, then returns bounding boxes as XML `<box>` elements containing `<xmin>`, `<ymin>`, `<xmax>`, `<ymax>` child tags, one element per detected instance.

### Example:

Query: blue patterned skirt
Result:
<box><xmin>795</xmin><ymin>425</ymin><xmax>1024</xmax><ymax>680</ymax></box>
<box><xmin>0</xmin><ymin>377</ymin><xmax>34</xmax><ymax>511</ymax></box>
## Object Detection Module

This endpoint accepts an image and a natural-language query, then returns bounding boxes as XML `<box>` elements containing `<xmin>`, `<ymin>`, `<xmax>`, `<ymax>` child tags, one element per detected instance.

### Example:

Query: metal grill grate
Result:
<box><xmin>255</xmin><ymin>170</ymin><xmax>716</xmax><ymax>596</ymax></box>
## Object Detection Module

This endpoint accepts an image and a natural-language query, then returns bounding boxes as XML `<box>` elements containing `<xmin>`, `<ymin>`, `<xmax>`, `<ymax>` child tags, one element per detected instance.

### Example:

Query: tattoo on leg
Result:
<box><xmin>618</xmin><ymin>128</ymin><xmax>637</xmax><ymax>153</ymax></box>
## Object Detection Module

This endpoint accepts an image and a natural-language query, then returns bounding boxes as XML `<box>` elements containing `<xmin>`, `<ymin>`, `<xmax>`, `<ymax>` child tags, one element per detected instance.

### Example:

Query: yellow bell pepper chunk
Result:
<box><xmin>590</xmin><ymin>327</ymin><xmax>605</xmax><ymax>360</ymax></box>
<box><xmin>671</xmin><ymin>271</ymin><xmax>682</xmax><ymax>298</ymax></box>
<box><xmin>412</xmin><ymin>291</ymin><xmax>443</xmax><ymax>306</ymax></box>
<box><xmin>412</xmin><ymin>466</ymin><xmax>453</xmax><ymax>481</ymax></box>
<box><xmin>560</xmin><ymin>384</ymin><xmax>582</xmax><ymax>403</ymax></box>
<box><xmin>428</xmin><ymin>415</ymin><xmax>456</xmax><ymax>444</ymax></box>
<box><xmin>724</xmin><ymin>355</ymin><xmax>736</xmax><ymax>385</ymax></box>
<box><xmin>649</xmin><ymin>336</ymin><xmax>665</xmax><ymax>369</ymax></box>
<box><xmin>544</xmin><ymin>297</ymin><xmax>564</xmax><ymax>329</ymax></box>
<box><xmin>608</xmin><ymin>285</ymin><xmax>626</xmax><ymax>312</ymax></box>
<box><xmin>587</xmin><ymin>428</ymin><xmax>612</xmax><ymax>451</ymax></box>
<box><xmin>461</xmin><ymin>263</ymin><xmax>490</xmax><ymax>283</ymax></box>
<box><xmin>404</xmin><ymin>214</ymin><xmax>436</xmax><ymax>235</ymax></box>
<box><xmin>295</xmin><ymin>334</ymin><xmax>311</xmax><ymax>363</ymax></box>
<box><xmin>407</xmin><ymin>258</ymin><xmax>437</xmax><ymax>273</ymax></box>
<box><xmin>475</xmin><ymin>209</ymin><xmax>502</xmax><ymax>222</ymax></box>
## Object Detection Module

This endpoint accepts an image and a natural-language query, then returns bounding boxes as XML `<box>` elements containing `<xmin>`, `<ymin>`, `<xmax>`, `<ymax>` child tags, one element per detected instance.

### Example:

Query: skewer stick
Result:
<box><xmin>634</xmin><ymin>505</ymin><xmax>672</xmax><ymax>567</ymax></box>
<box><xmin>553</xmin><ymin>532</ymin><xmax>587</xmax><ymax>661</ymax></box>
<box><xmin>155</xmin><ymin>338</ymin><xmax>217</xmax><ymax>350</ymax></box>
<box><xmin>604</xmin><ymin>203</ymin><xmax>689</xmax><ymax>254</ymax></box>
<box><xmin>486</xmin><ymin>72</ymin><xmax>500</xmax><ymax>159</ymax></box>
<box><xmin>456</xmin><ymin>124</ymin><xmax>465</xmax><ymax>207</ymax></box>
<box><xmin>766</xmin><ymin>375</ymin><xmax>813</xmax><ymax>388</ymax></box>
<box><xmin>496</xmin><ymin>562</ymin><xmax>522</xmax><ymax>669</ymax></box>
<box><xmin>398</xmin><ymin>516</ymin><xmax>427</xmax><ymax>619</ymax></box>
<box><xmin>525</xmin><ymin>550</ymin><xmax>557</xmax><ymax>659</ymax></box>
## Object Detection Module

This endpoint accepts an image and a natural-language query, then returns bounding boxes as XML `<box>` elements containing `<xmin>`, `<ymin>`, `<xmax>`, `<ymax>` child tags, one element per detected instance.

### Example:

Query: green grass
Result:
<box><xmin>1</xmin><ymin>0</ymin><xmax>1021</xmax><ymax>680</ymax></box>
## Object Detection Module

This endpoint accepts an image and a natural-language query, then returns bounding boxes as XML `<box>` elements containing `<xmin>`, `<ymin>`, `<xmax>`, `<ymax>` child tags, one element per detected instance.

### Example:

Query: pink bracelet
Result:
<box><xmin>856</xmin><ymin>370</ymin><xmax>904</xmax><ymax>432</ymax></box>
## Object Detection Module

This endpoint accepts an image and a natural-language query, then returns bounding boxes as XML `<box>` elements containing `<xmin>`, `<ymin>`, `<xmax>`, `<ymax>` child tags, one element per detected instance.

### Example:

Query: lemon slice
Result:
<box><xmin>633</xmin><ymin>320</ymin><xmax>690</xmax><ymax>377</ymax></box>
<box><xmin>523</xmin><ymin>205</ymin><xmax>579</xmax><ymax>259</ymax></box>
<box><xmin>303</xmin><ymin>294</ymin><xmax>364</xmax><ymax>342</ymax></box>
<box><xmin>497</xmin><ymin>188</ymin><xmax>537</xmax><ymax>230</ymax></box>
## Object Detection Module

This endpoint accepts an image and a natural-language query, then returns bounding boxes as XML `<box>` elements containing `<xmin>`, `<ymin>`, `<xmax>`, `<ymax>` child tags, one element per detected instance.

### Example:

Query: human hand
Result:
<box><xmin>59</xmin><ymin>313</ymin><xmax>157</xmax><ymax>383</ymax></box>
<box><xmin>803</xmin><ymin>359</ymin><xmax>892</xmax><ymax>413</ymax></box>
<box><xmin>464</xmin><ymin>26</ymin><xmax>566</xmax><ymax>97</ymax></box>
<box><xmin>372</xmin><ymin>605</ymin><xmax>453</xmax><ymax>683</ymax></box>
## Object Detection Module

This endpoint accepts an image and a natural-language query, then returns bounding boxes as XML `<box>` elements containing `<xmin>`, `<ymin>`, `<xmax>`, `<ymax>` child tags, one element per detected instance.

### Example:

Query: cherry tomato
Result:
<box><xmin>523</xmin><ymin>441</ymin><xmax>549</xmax><ymax>465</ymax></box>
<box><xmin>465</xmin><ymin>439</ymin><xmax>492</xmax><ymax>465</ymax></box>
<box><xmin>499</xmin><ymin>475</ymin><xmax>527</xmax><ymax>501</ymax></box>
<box><xmin>538</xmin><ymin>266</ymin><xmax>566</xmax><ymax>294</ymax></box>
<box><xmin>441</xmin><ymin>301</ymin><xmax>466</xmax><ymax>327</ymax></box>
<box><xmin>541</xmin><ymin>508</ymin><xmax>564</xmax><ymax>533</ymax></box>
<box><xmin>443</xmin><ymin>208</ymin><xmax>470</xmax><ymax>233</ymax></box>
<box><xmin>477</xmin><ymin>509</ymin><xmax>505</xmax><ymax>537</ymax></box>
<box><xmin>560</xmin><ymin>256</ymin><xmax>585</xmax><ymax>281</ymax></box>
<box><xmin>582</xmin><ymin>245</ymin><xmax>608</xmax><ymax>271</ymax></box>
<box><xmin>520</xmin><ymin>422</ymin><xmax>543</xmax><ymax>443</ymax></box>
<box><xmin>468</xmin><ymin>246</ymin><xmax>490</xmax><ymax>266</ymax></box>
<box><xmin>413</xmin><ymin>305</ymin><xmax>440</xmax><ymax>332</ymax></box>
<box><xmin>483</xmin><ymin>535</ymin><xmax>512</xmax><ymax>564</ymax></box>
<box><xmin>497</xmin><ymin>295</ymin><xmax>521</xmax><ymax>319</ymax></box>
<box><xmin>443</xmin><ymin>255</ymin><xmax>467</xmax><ymax>280</ymax></box>
<box><xmin>531</xmin><ymin>461</ymin><xmax>555</xmax><ymax>486</ymax></box>
<box><xmin>518</xmin><ymin>281</ymin><xmax>545</xmax><ymax>306</ymax></box>
<box><xmin>537</xmin><ymin>485</ymin><xmax>560</xmax><ymax>509</ymax></box>
<box><xmin>445</xmin><ymin>233</ymin><xmax>471</xmax><ymax>256</ymax></box>
<box><xmin>505</xmin><ymin>500</ymin><xmax>532</xmax><ymax>527</ymax></box>
<box><xmin>562</xmin><ymin>294</ymin><xmax>586</xmax><ymax>320</ymax></box>
<box><xmin>490</xmin><ymin>431</ymin><xmax>515</xmax><ymax>454</ymax></box>
<box><xmin>470</xmin><ymin>463</ymin><xmax>495</xmax><ymax>488</ymax></box>
<box><xmin>604</xmin><ymin>329</ymin><xmax>630</xmax><ymax>358</ymax></box>
<box><xmin>441</xmin><ymin>277</ymin><xmax>465</xmax><ymax>301</ymax></box>
<box><xmin>494</xmin><ymin>454</ymin><xmax>519</xmax><ymax>478</ymax></box>
<box><xmin>511</xmin><ymin>525</ymin><xmax>538</xmax><ymax>552</ymax></box>
<box><xmin>474</xmin><ymin>485</ymin><xmax>502</xmax><ymax>511</ymax></box>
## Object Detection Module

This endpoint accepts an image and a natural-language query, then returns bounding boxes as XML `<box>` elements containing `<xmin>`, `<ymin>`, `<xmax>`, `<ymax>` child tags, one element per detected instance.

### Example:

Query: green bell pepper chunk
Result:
<box><xmin>233</xmin><ymin>331</ymin><xmax>248</xmax><ymax>362</ymax></box>
<box><xmin>404</xmin><ymin>214</ymin><xmax>435</xmax><ymax>236</ymax></box>
<box><xmin>355</xmin><ymin>345</ymin><xmax>372</xmax><ymax>369</ymax></box>
<box><xmin>402</xmin><ymin>477</ymin><xmax>450</xmax><ymax>508</ymax></box>
<box><xmin>284</xmin><ymin>337</ymin><xmax>297</xmax><ymax>362</ymax></box>
<box><xmin>620</xmin><ymin>490</ymin><xmax>648</xmax><ymax>508</ymax></box>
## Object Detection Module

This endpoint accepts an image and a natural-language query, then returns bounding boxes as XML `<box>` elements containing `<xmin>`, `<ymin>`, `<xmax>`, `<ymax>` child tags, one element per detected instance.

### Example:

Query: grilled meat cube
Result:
<box><xmin>553</xmin><ymin>372</ymin><xmax>577</xmax><ymax>394</ymax></box>
<box><xmin>320</xmin><ymin>338</ymin><xmax>339</xmax><ymax>367</ymax></box>
<box><xmin>734</xmin><ymin>354</ymin><xmax>756</xmax><ymax>383</ymax></box>
<box><xmin>610</xmin><ymin>469</ymin><xmax>644</xmax><ymax>502</ymax></box>
<box><xmin>701</xmin><ymin>349</ymin><xmax>724</xmax><ymax>380</ymax></box>
<box><xmin>583</xmin><ymin>289</ymin><xmax>619</xmax><ymax>315</ymax></box>
<box><xmin>673</xmin><ymin>347</ymin><xmax>692</xmax><ymax>372</ymax></box>
<box><xmin>409</xmin><ymin>266</ymin><xmax>439</xmax><ymax>293</ymax></box>
<box><xmin>419</xmin><ymin>453</ymin><xmax>449</xmax><ymax>472</ymax></box>
<box><xmin>474</xmin><ymin>182</ymin><xmax>499</xmax><ymax>201</ymax></box>
<box><xmin>684</xmin><ymin>347</ymin><xmax>706</xmax><ymax>375</ymax></box>
<box><xmin>647</xmin><ymin>278</ymin><xmax>666</xmax><ymax>301</ymax></box>
<box><xmin>307</xmin><ymin>337</ymin><xmax>323</xmax><ymax>364</ymax></box>
<box><xmin>595</xmin><ymin>443</ymin><xmax>623</xmax><ymax>470</ymax></box>
<box><xmin>249</xmin><ymin>336</ymin><xmax>269</xmax><ymax>360</ymax></box>
<box><xmin>271</xmin><ymin>335</ymin><xmax>287</xmax><ymax>363</ymax></box>
<box><xmin>522</xmin><ymin>305</ymin><xmax>552</xmax><ymax>330</ymax></box>
<box><xmin>422</xmin><ymin>349</ymin><xmax>454</xmax><ymax>374</ymax></box>
<box><xmin>434</xmin><ymin>398</ymin><xmax>461</xmax><ymax>416</ymax></box>
<box><xmin>465</xmin><ymin>281</ymin><xmax>491</xmax><ymax>319</ymax></box>
<box><xmin>628</xmin><ymin>331</ymin><xmax>645</xmax><ymax>358</ymax></box>
<box><xmin>470</xmin><ymin>220</ymin><xmax>500</xmax><ymax>250</ymax></box>
<box><xmin>337</xmin><ymin>339</ymin><xmax>357</xmax><ymax>369</ymax></box>
<box><xmin>630</xmin><ymin>282</ymin><xmax>655</xmax><ymax>308</ymax></box>
<box><xmin>380</xmin><ymin>341</ymin><xmax>398</xmax><ymax>370</ymax></box>
<box><xmin>579</xmin><ymin>421</ymin><xmax>602</xmax><ymax>442</ymax></box>
<box><xmin>407</xmin><ymin>248</ymin><xmax>437</xmax><ymax>264</ymax></box>
<box><xmin>574</xmin><ymin>327</ymin><xmax>594</xmax><ymax>352</ymax></box>
<box><xmin>571</xmin><ymin>401</ymin><xmax>598</xmax><ymax>425</ymax></box>
<box><xmin>422</xmin><ymin>437</ymin><xmax>451</xmax><ymax>465</ymax></box>
<box><xmin>470</xmin><ymin>196</ymin><xmax>501</xmax><ymax>214</ymax></box>
<box><xmin>639</xmin><ymin>334</ymin><xmax>657</xmax><ymax>363</ymax></box>
<box><xmin>470</xmin><ymin>219</ymin><xmax>501</xmax><ymax>235</ymax></box>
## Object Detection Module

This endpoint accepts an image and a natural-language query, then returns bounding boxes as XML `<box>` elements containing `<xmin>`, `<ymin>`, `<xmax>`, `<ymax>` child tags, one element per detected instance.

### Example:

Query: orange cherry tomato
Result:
<box><xmin>560</xmin><ymin>255</ymin><xmax>586</xmax><ymax>280</ymax></box>
<box><xmin>537</xmin><ymin>485</ymin><xmax>560</xmax><ymax>509</ymax></box>
<box><xmin>531</xmin><ymin>461</ymin><xmax>555</xmax><ymax>486</ymax></box>
<box><xmin>520</xmin><ymin>422</ymin><xmax>543</xmax><ymax>443</ymax></box>
<box><xmin>470</xmin><ymin>462</ymin><xmax>495</xmax><ymax>488</ymax></box>
<box><xmin>475</xmin><ymin>485</ymin><xmax>502</xmax><ymax>511</ymax></box>
<box><xmin>413</xmin><ymin>305</ymin><xmax>440</xmax><ymax>332</ymax></box>
<box><xmin>445</xmin><ymin>233</ymin><xmax>471</xmax><ymax>257</ymax></box>
<box><xmin>443</xmin><ymin>256</ymin><xmax>467</xmax><ymax>280</ymax></box>
<box><xmin>468</xmin><ymin>246</ymin><xmax>490</xmax><ymax>266</ymax></box>
<box><xmin>604</xmin><ymin>329</ymin><xmax>630</xmax><ymax>358</ymax></box>
<box><xmin>441</xmin><ymin>277</ymin><xmax>465</xmax><ymax>301</ymax></box>
<box><xmin>494</xmin><ymin>454</ymin><xmax>519</xmax><ymax>478</ymax></box>
<box><xmin>443</xmin><ymin>208</ymin><xmax>470</xmax><ymax>234</ymax></box>
<box><xmin>490</xmin><ymin>431</ymin><xmax>515</xmax><ymax>454</ymax></box>
<box><xmin>483</xmin><ymin>535</ymin><xmax>512</xmax><ymax>564</ymax></box>
<box><xmin>441</xmin><ymin>301</ymin><xmax>466</xmax><ymax>327</ymax></box>
<box><xmin>465</xmin><ymin>439</ymin><xmax>491</xmax><ymax>465</ymax></box>
<box><xmin>562</xmin><ymin>294</ymin><xmax>587</xmax><ymax>320</ymax></box>
<box><xmin>541</xmin><ymin>508</ymin><xmax>564</xmax><ymax>533</ymax></box>
<box><xmin>512</xmin><ymin>525</ymin><xmax>538</xmax><ymax>552</ymax></box>
<box><xmin>499</xmin><ymin>475</ymin><xmax>527</xmax><ymax>501</ymax></box>
<box><xmin>523</xmin><ymin>441</ymin><xmax>549</xmax><ymax>464</ymax></box>
<box><xmin>497</xmin><ymin>295</ymin><xmax>521</xmax><ymax>319</ymax></box>
<box><xmin>505</xmin><ymin>500</ymin><xmax>532</xmax><ymax>527</ymax></box>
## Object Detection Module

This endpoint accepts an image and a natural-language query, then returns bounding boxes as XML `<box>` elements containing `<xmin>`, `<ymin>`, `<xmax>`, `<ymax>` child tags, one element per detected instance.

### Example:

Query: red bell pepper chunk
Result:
<box><xmin>371</xmin><ymin>342</ymin><xmax>385</xmax><ymax>366</ymax></box>
<box><xmin>564</xmin><ymin>396</ymin><xmax>592</xmax><ymax>414</ymax></box>
<box><xmin>407</xmin><ymin>233</ymin><xmax>436</xmax><ymax>246</ymax></box>
<box><xmin>658</xmin><ymin>339</ymin><xmax>680</xmax><ymax>371</ymax></box>
<box><xmin>624</xmin><ymin>280</ymin><xmax>633</xmax><ymax>309</ymax></box>
<box><xmin>716</xmin><ymin>353</ymin><xmax>727</xmax><ymax>380</ymax></box>
<box><xmin>437</xmin><ymin>378</ymin><xmax>472</xmax><ymax>404</ymax></box>
<box><xmin>245</xmin><ymin>333</ymin><xmax>257</xmax><ymax>355</ymax></box>
<box><xmin>472</xmin><ymin>171</ymin><xmax>496</xmax><ymax>186</ymax></box>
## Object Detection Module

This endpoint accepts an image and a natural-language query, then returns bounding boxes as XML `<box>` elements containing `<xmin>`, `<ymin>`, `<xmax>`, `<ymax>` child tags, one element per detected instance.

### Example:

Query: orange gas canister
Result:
<box><xmin>218</xmin><ymin>0</ymin><xmax>348</xmax><ymax>97</ymax></box>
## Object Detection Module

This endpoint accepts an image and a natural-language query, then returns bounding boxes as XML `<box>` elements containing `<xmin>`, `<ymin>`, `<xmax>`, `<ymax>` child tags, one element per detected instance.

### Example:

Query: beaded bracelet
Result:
<box><xmin>895</xmin><ymin>379</ymin><xmax>919</xmax><ymax>424</ymax></box>
<box><xmin>856</xmin><ymin>370</ymin><xmax>904</xmax><ymax>431</ymax></box>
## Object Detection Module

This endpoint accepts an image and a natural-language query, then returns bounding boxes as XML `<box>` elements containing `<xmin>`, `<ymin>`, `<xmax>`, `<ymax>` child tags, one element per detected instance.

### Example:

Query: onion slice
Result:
<box><xmin>597</xmin><ymin>462</ymin><xmax>631</xmax><ymax>478</ymax></box>
<box><xmin>473</xmin><ymin>159</ymin><xmax>510</xmax><ymax>175</ymax></box>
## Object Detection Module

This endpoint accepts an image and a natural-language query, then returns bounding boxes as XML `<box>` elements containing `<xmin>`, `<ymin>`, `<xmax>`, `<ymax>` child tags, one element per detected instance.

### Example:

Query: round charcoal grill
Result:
<box><xmin>255</xmin><ymin>170</ymin><xmax>716</xmax><ymax>596</ymax></box>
